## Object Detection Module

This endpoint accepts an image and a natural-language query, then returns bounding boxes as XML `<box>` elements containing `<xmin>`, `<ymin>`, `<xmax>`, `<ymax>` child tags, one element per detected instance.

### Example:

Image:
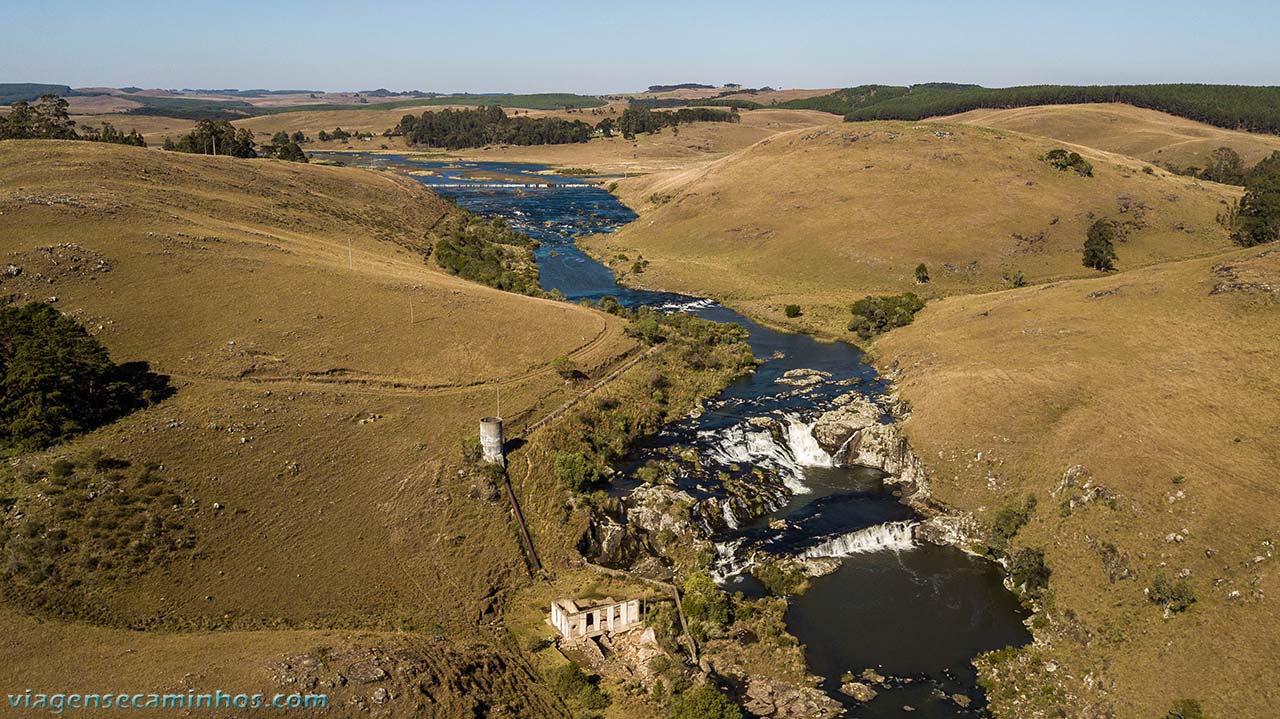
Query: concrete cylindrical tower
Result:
<box><xmin>479</xmin><ymin>417</ymin><xmax>505</xmax><ymax>466</ymax></box>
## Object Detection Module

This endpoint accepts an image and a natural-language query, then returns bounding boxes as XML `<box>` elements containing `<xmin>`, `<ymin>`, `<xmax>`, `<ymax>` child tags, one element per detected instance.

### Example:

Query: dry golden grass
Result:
<box><xmin>584</xmin><ymin>121</ymin><xmax>1242</xmax><ymax>336</ymax></box>
<box><xmin>939</xmin><ymin>103</ymin><xmax>1280</xmax><ymax>168</ymax></box>
<box><xmin>874</xmin><ymin>248</ymin><xmax>1279</xmax><ymax>718</ymax></box>
<box><xmin>0</xmin><ymin>140</ymin><xmax>644</xmax><ymax>715</ymax></box>
<box><xmin>444</xmin><ymin>108</ymin><xmax>841</xmax><ymax>177</ymax></box>
<box><xmin>70</xmin><ymin>103</ymin><xmax>620</xmax><ymax>147</ymax></box>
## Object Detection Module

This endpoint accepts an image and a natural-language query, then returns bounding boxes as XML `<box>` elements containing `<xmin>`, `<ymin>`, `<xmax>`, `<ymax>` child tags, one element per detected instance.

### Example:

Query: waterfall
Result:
<box><xmin>710</xmin><ymin>538</ymin><xmax>756</xmax><ymax>583</ymax></box>
<box><xmin>784</xmin><ymin>414</ymin><xmax>833</xmax><ymax>468</ymax></box>
<box><xmin>799</xmin><ymin>520</ymin><xmax>917</xmax><ymax>558</ymax></box>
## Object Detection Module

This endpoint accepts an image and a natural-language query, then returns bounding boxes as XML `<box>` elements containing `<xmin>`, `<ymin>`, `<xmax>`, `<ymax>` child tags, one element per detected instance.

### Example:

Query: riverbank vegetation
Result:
<box><xmin>431</xmin><ymin>211</ymin><xmax>541</xmax><ymax>294</ymax></box>
<box><xmin>847</xmin><ymin>293</ymin><xmax>925</xmax><ymax>339</ymax></box>
<box><xmin>538</xmin><ymin>305</ymin><xmax>753</xmax><ymax>495</ymax></box>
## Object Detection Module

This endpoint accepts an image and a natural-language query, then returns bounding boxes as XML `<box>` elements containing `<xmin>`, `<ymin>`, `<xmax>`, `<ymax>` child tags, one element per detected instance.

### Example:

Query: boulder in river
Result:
<box><xmin>811</xmin><ymin>392</ymin><xmax>881</xmax><ymax>459</ymax></box>
<box><xmin>840</xmin><ymin>681</ymin><xmax>878</xmax><ymax>702</ymax></box>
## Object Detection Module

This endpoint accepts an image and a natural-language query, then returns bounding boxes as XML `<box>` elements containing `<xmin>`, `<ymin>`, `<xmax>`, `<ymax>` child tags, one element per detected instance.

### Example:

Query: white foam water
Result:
<box><xmin>710</xmin><ymin>538</ymin><xmax>756</xmax><ymax>582</ymax></box>
<box><xmin>798</xmin><ymin>520</ymin><xmax>917</xmax><ymax>558</ymax></box>
<box><xmin>784</xmin><ymin>414</ymin><xmax>833</xmax><ymax>468</ymax></box>
<box><xmin>700</xmin><ymin>422</ymin><xmax>812</xmax><ymax>494</ymax></box>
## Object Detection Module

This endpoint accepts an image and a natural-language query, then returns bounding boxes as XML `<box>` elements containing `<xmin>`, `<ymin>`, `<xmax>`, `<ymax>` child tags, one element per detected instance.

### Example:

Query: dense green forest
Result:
<box><xmin>612</xmin><ymin>107</ymin><xmax>739</xmax><ymax>139</ymax></box>
<box><xmin>394</xmin><ymin>106</ymin><xmax>595</xmax><ymax>149</ymax></box>
<box><xmin>627</xmin><ymin>97</ymin><xmax>762</xmax><ymax>110</ymax></box>
<box><xmin>393</xmin><ymin>105</ymin><xmax>738</xmax><ymax>149</ymax></box>
<box><xmin>1230</xmin><ymin>152</ymin><xmax>1280</xmax><ymax>247</ymax></box>
<box><xmin>0</xmin><ymin>303</ymin><xmax>169</xmax><ymax>453</ymax></box>
<box><xmin>0</xmin><ymin>95</ymin><xmax>145</xmax><ymax>146</ymax></box>
<box><xmin>781</xmin><ymin>84</ymin><xmax>1280</xmax><ymax>134</ymax></box>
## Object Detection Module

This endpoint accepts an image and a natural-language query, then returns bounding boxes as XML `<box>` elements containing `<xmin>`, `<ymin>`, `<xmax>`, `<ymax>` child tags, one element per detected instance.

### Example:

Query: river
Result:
<box><xmin>323</xmin><ymin>153</ymin><xmax>1031</xmax><ymax>718</ymax></box>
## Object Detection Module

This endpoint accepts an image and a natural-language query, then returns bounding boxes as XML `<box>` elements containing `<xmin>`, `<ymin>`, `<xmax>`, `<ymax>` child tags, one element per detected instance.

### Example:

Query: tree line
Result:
<box><xmin>611</xmin><ymin>107</ymin><xmax>739</xmax><ymax>140</ymax></box>
<box><xmin>0</xmin><ymin>94</ymin><xmax>145</xmax><ymax>146</ymax></box>
<box><xmin>392</xmin><ymin>105</ymin><xmax>741</xmax><ymax>149</ymax></box>
<box><xmin>162</xmin><ymin>119</ymin><xmax>308</xmax><ymax>162</ymax></box>
<box><xmin>781</xmin><ymin>84</ymin><xmax>1280</xmax><ymax>135</ymax></box>
<box><xmin>393</xmin><ymin>106</ymin><xmax>595</xmax><ymax>149</ymax></box>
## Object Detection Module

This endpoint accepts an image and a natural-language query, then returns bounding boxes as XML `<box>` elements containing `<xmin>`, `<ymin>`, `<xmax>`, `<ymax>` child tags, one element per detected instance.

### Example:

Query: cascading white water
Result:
<box><xmin>700</xmin><ymin>423</ymin><xmax>811</xmax><ymax>494</ymax></box>
<box><xmin>798</xmin><ymin>520</ymin><xmax>917</xmax><ymax>558</ymax></box>
<box><xmin>710</xmin><ymin>538</ymin><xmax>756</xmax><ymax>583</ymax></box>
<box><xmin>784</xmin><ymin>414</ymin><xmax>834</xmax><ymax>468</ymax></box>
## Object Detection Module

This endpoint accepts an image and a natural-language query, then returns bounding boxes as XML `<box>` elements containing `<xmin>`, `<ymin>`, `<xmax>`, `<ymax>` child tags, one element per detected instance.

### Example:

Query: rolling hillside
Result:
<box><xmin>875</xmin><ymin>246</ymin><xmax>1280</xmax><ymax>719</ymax></box>
<box><xmin>0</xmin><ymin>140</ymin><xmax>640</xmax><ymax>715</ymax></box>
<box><xmin>939</xmin><ymin>103</ymin><xmax>1280</xmax><ymax>169</ymax></box>
<box><xmin>586</xmin><ymin>121</ymin><xmax>1241</xmax><ymax>335</ymax></box>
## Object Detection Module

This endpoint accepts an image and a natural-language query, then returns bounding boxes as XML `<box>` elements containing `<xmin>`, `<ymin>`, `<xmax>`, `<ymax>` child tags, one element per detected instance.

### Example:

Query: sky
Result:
<box><xmin>2</xmin><ymin>0</ymin><xmax>1277</xmax><ymax>93</ymax></box>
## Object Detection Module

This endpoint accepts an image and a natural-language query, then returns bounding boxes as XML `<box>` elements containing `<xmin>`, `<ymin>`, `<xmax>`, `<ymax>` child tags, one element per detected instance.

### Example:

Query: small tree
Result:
<box><xmin>1201</xmin><ymin>146</ymin><xmax>1244</xmax><ymax>185</ymax></box>
<box><xmin>1083</xmin><ymin>220</ymin><xmax>1118</xmax><ymax>271</ymax></box>
<box><xmin>914</xmin><ymin>263</ymin><xmax>930</xmax><ymax>283</ymax></box>
<box><xmin>783</xmin><ymin>304</ymin><xmax>801</xmax><ymax>318</ymax></box>
<box><xmin>551</xmin><ymin>355</ymin><xmax>578</xmax><ymax>379</ymax></box>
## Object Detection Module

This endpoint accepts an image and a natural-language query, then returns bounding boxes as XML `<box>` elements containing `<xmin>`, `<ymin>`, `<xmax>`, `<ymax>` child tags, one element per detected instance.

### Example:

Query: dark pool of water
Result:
<box><xmin>321</xmin><ymin>152</ymin><xmax>1030</xmax><ymax>717</ymax></box>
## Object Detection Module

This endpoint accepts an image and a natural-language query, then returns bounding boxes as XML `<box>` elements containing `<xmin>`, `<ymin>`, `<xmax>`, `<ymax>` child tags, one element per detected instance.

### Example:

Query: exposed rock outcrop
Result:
<box><xmin>811</xmin><ymin>392</ymin><xmax>927</xmax><ymax>491</ymax></box>
<box><xmin>743</xmin><ymin>674</ymin><xmax>844</xmax><ymax>719</ymax></box>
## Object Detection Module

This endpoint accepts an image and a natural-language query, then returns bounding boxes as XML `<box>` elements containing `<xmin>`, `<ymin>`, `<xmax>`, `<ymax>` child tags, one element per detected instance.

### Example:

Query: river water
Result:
<box><xmin>325</xmin><ymin>153</ymin><xmax>1030</xmax><ymax>718</ymax></box>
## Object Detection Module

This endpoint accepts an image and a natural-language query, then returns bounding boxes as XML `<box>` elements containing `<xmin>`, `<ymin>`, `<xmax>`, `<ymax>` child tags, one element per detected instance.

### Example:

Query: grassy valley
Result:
<box><xmin>585</xmin><ymin>120</ymin><xmax>1242</xmax><ymax>335</ymax></box>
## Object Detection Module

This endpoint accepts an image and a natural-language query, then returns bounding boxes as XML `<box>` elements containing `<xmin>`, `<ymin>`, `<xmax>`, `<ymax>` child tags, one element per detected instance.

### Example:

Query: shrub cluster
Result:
<box><xmin>1148</xmin><ymin>572</ymin><xmax>1196</xmax><ymax>613</ymax></box>
<box><xmin>847</xmin><ymin>293</ymin><xmax>926</xmax><ymax>339</ymax></box>
<box><xmin>1043</xmin><ymin>148</ymin><xmax>1094</xmax><ymax>177</ymax></box>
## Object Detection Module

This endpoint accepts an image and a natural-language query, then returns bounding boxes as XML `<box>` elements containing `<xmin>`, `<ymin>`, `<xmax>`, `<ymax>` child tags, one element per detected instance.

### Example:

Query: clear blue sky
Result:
<box><xmin>3</xmin><ymin>0</ymin><xmax>1277</xmax><ymax>92</ymax></box>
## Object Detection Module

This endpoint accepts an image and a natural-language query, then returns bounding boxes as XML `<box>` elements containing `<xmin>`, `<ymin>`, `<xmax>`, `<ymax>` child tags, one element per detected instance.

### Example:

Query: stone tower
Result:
<box><xmin>479</xmin><ymin>416</ymin><xmax>505</xmax><ymax>466</ymax></box>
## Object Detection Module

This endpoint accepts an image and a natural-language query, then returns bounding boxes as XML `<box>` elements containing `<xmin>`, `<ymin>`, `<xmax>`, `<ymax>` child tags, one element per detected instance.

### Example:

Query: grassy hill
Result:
<box><xmin>874</xmin><ymin>247</ymin><xmax>1280</xmax><ymax>719</ymax></box>
<box><xmin>585</xmin><ymin>121</ymin><xmax>1241</xmax><ymax>335</ymax></box>
<box><xmin>938</xmin><ymin>103</ymin><xmax>1280</xmax><ymax>169</ymax></box>
<box><xmin>0</xmin><ymin>140</ymin><xmax>643</xmax><ymax>714</ymax></box>
<box><xmin>782</xmin><ymin>83</ymin><xmax>1280</xmax><ymax>135</ymax></box>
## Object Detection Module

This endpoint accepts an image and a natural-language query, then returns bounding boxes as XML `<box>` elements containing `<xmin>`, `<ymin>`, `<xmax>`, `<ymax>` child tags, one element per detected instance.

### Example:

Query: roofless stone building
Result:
<box><xmin>549</xmin><ymin>597</ymin><xmax>642</xmax><ymax>641</ymax></box>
